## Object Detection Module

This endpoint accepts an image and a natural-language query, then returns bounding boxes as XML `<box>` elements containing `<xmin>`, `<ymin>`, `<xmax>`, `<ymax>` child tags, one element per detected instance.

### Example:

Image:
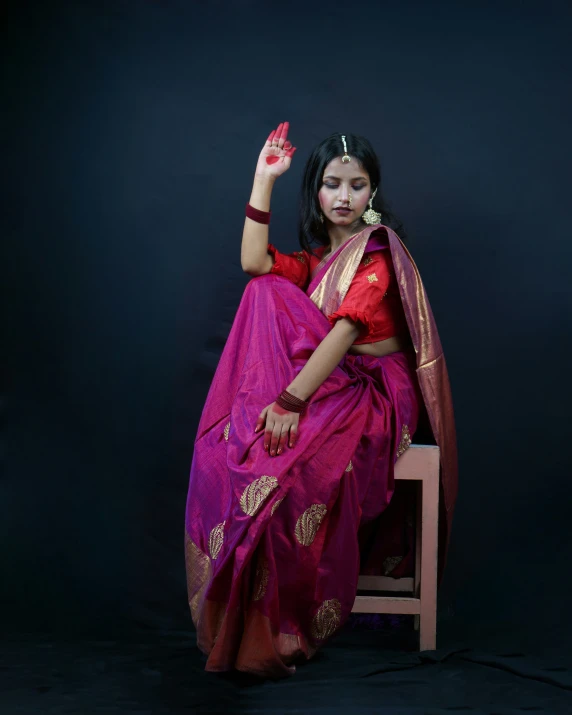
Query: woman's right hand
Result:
<box><xmin>254</xmin><ymin>122</ymin><xmax>297</xmax><ymax>181</ymax></box>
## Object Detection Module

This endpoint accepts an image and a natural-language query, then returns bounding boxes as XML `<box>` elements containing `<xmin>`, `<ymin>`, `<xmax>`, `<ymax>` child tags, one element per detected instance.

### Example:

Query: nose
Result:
<box><xmin>338</xmin><ymin>184</ymin><xmax>350</xmax><ymax>203</ymax></box>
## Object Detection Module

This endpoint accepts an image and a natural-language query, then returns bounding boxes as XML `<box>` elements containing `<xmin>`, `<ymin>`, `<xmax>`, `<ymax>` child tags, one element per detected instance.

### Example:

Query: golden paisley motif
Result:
<box><xmin>311</xmin><ymin>598</ymin><xmax>342</xmax><ymax>641</ymax></box>
<box><xmin>396</xmin><ymin>424</ymin><xmax>412</xmax><ymax>459</ymax></box>
<box><xmin>345</xmin><ymin>460</ymin><xmax>353</xmax><ymax>472</ymax></box>
<box><xmin>271</xmin><ymin>496</ymin><xmax>285</xmax><ymax>516</ymax></box>
<box><xmin>223</xmin><ymin>422</ymin><xmax>230</xmax><ymax>442</ymax></box>
<box><xmin>252</xmin><ymin>557</ymin><xmax>270</xmax><ymax>601</ymax></box>
<box><xmin>239</xmin><ymin>475</ymin><xmax>278</xmax><ymax>516</ymax></box>
<box><xmin>383</xmin><ymin>555</ymin><xmax>403</xmax><ymax>575</ymax></box>
<box><xmin>294</xmin><ymin>504</ymin><xmax>327</xmax><ymax>546</ymax></box>
<box><xmin>184</xmin><ymin>530</ymin><xmax>212</xmax><ymax>625</ymax></box>
<box><xmin>208</xmin><ymin>521</ymin><xmax>225</xmax><ymax>560</ymax></box>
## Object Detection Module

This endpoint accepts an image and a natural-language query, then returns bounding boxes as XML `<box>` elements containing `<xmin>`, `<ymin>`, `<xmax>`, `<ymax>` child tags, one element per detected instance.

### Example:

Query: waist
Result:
<box><xmin>348</xmin><ymin>334</ymin><xmax>411</xmax><ymax>358</ymax></box>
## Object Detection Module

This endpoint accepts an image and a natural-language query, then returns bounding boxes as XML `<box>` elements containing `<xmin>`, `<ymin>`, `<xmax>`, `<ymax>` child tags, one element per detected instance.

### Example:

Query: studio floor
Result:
<box><xmin>3</xmin><ymin>616</ymin><xmax>571</xmax><ymax>714</ymax></box>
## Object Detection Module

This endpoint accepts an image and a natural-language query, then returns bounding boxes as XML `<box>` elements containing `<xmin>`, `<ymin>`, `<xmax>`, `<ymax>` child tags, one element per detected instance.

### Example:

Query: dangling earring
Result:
<box><xmin>361</xmin><ymin>188</ymin><xmax>382</xmax><ymax>225</ymax></box>
<box><xmin>319</xmin><ymin>212</ymin><xmax>324</xmax><ymax>223</ymax></box>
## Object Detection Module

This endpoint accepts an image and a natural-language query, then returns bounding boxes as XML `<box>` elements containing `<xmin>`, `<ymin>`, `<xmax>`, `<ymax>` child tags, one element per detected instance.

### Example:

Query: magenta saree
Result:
<box><xmin>184</xmin><ymin>225</ymin><xmax>457</xmax><ymax>677</ymax></box>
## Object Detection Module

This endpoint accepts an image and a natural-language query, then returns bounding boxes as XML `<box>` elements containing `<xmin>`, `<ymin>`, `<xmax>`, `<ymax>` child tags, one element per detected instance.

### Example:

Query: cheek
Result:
<box><xmin>318</xmin><ymin>188</ymin><xmax>329</xmax><ymax>208</ymax></box>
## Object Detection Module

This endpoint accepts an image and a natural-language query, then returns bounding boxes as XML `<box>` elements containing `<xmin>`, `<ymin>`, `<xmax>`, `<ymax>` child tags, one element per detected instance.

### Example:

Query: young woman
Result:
<box><xmin>184</xmin><ymin>122</ymin><xmax>458</xmax><ymax>677</ymax></box>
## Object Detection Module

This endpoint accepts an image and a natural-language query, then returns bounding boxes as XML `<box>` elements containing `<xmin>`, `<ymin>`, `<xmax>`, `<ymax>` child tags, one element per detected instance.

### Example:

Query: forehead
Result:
<box><xmin>322</xmin><ymin>156</ymin><xmax>369</xmax><ymax>180</ymax></box>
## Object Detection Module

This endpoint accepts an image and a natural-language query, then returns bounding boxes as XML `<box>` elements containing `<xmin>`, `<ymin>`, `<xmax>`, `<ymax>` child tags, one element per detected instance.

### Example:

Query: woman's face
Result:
<box><xmin>317</xmin><ymin>157</ymin><xmax>372</xmax><ymax>227</ymax></box>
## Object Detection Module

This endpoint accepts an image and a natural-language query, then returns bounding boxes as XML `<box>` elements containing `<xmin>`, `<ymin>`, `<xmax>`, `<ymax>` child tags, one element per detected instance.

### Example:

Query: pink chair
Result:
<box><xmin>352</xmin><ymin>444</ymin><xmax>440</xmax><ymax>651</ymax></box>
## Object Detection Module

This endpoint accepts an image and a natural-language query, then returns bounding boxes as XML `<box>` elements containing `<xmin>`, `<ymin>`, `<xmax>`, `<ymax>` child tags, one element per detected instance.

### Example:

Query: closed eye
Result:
<box><xmin>324</xmin><ymin>184</ymin><xmax>367</xmax><ymax>190</ymax></box>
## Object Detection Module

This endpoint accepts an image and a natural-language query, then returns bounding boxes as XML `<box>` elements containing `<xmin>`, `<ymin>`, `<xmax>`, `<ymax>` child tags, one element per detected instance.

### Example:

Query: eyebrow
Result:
<box><xmin>323</xmin><ymin>174</ymin><xmax>368</xmax><ymax>181</ymax></box>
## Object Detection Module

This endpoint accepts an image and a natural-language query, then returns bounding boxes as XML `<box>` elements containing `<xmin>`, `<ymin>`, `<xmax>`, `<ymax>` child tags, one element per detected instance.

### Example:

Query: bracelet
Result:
<box><xmin>246</xmin><ymin>202</ymin><xmax>271</xmax><ymax>225</ymax></box>
<box><xmin>276</xmin><ymin>389</ymin><xmax>307</xmax><ymax>413</ymax></box>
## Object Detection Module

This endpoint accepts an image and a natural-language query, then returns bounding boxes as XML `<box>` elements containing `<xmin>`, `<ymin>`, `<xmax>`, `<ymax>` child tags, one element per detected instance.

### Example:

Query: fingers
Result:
<box><xmin>269</xmin><ymin>121</ymin><xmax>289</xmax><ymax>148</ymax></box>
<box><xmin>265</xmin><ymin>122</ymin><xmax>296</xmax><ymax>162</ymax></box>
<box><xmin>255</xmin><ymin>406</ymin><xmax>269</xmax><ymax>433</ymax></box>
<box><xmin>271</xmin><ymin>122</ymin><xmax>283</xmax><ymax>147</ymax></box>
<box><xmin>278</xmin><ymin>121</ymin><xmax>289</xmax><ymax>146</ymax></box>
<box><xmin>276</xmin><ymin>425</ymin><xmax>289</xmax><ymax>455</ymax></box>
<box><xmin>270</xmin><ymin>422</ymin><xmax>282</xmax><ymax>456</ymax></box>
<box><xmin>266</xmin><ymin>122</ymin><xmax>283</xmax><ymax>145</ymax></box>
<box><xmin>289</xmin><ymin>424</ymin><xmax>298</xmax><ymax>449</ymax></box>
<box><xmin>264</xmin><ymin>425</ymin><xmax>273</xmax><ymax>452</ymax></box>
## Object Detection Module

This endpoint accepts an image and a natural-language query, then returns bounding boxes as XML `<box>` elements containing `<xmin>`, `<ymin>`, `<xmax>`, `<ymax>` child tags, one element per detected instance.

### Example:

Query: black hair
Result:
<box><xmin>298</xmin><ymin>132</ymin><xmax>406</xmax><ymax>253</ymax></box>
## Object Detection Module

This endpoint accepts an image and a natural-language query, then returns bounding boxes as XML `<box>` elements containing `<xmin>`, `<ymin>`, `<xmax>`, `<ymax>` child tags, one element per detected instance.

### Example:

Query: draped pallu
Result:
<box><xmin>184</xmin><ymin>224</ymin><xmax>458</xmax><ymax>677</ymax></box>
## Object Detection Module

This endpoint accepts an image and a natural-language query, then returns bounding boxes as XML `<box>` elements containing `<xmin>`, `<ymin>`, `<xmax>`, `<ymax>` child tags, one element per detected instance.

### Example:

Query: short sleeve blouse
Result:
<box><xmin>266</xmin><ymin>242</ymin><xmax>408</xmax><ymax>344</ymax></box>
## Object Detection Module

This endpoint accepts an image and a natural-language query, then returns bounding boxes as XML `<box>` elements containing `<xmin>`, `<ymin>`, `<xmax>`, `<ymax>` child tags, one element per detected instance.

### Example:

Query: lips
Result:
<box><xmin>334</xmin><ymin>208</ymin><xmax>351</xmax><ymax>214</ymax></box>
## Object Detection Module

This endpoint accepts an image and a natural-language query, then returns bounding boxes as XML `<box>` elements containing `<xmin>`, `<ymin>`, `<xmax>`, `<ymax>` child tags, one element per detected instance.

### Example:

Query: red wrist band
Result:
<box><xmin>246</xmin><ymin>203</ymin><xmax>271</xmax><ymax>225</ymax></box>
<box><xmin>276</xmin><ymin>390</ymin><xmax>307</xmax><ymax>413</ymax></box>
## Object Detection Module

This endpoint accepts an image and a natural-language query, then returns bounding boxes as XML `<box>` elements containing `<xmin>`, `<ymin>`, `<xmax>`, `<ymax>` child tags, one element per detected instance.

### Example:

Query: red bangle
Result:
<box><xmin>276</xmin><ymin>390</ymin><xmax>307</xmax><ymax>413</ymax></box>
<box><xmin>246</xmin><ymin>202</ymin><xmax>271</xmax><ymax>225</ymax></box>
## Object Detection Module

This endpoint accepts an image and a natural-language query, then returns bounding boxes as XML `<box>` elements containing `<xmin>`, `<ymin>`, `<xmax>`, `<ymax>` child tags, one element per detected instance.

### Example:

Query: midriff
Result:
<box><xmin>348</xmin><ymin>334</ymin><xmax>411</xmax><ymax>358</ymax></box>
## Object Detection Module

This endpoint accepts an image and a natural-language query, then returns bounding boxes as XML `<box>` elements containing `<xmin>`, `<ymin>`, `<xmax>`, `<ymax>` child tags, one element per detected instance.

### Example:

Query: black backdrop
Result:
<box><xmin>3</xmin><ymin>0</ymin><xmax>572</xmax><ymax>708</ymax></box>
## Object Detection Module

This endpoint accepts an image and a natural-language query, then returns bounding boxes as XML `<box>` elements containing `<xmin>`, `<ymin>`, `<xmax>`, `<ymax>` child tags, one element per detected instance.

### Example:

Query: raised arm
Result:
<box><xmin>241</xmin><ymin>121</ymin><xmax>297</xmax><ymax>275</ymax></box>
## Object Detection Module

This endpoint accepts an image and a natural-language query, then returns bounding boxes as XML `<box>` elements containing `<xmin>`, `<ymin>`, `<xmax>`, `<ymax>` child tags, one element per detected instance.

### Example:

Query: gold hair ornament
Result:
<box><xmin>341</xmin><ymin>135</ymin><xmax>351</xmax><ymax>163</ymax></box>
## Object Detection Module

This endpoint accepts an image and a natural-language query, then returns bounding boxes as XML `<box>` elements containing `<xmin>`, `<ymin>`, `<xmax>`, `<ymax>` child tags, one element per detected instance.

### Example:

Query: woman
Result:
<box><xmin>184</xmin><ymin>122</ymin><xmax>458</xmax><ymax>677</ymax></box>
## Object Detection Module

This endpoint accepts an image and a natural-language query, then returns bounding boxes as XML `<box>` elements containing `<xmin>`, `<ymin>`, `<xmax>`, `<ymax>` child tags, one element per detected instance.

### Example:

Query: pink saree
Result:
<box><xmin>184</xmin><ymin>224</ymin><xmax>458</xmax><ymax>677</ymax></box>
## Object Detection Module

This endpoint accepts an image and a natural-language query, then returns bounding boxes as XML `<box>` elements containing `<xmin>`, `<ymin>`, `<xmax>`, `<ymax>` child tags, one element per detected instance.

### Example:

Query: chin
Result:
<box><xmin>329</xmin><ymin>215</ymin><xmax>352</xmax><ymax>223</ymax></box>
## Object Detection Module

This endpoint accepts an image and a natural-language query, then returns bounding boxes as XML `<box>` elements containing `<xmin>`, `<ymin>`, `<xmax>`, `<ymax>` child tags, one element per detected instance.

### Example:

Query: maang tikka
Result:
<box><xmin>361</xmin><ymin>187</ymin><xmax>382</xmax><ymax>225</ymax></box>
<box><xmin>341</xmin><ymin>135</ymin><xmax>351</xmax><ymax>163</ymax></box>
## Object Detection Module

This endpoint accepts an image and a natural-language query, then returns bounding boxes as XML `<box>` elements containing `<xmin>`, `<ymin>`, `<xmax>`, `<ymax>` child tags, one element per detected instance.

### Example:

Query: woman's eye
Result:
<box><xmin>323</xmin><ymin>184</ymin><xmax>366</xmax><ymax>190</ymax></box>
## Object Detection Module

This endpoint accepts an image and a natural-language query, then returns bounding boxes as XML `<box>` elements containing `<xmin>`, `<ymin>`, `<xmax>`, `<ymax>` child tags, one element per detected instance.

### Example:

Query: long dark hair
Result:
<box><xmin>298</xmin><ymin>132</ymin><xmax>406</xmax><ymax>253</ymax></box>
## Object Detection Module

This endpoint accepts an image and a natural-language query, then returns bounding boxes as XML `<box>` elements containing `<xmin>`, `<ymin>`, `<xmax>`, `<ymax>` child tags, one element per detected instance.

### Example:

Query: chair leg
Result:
<box><xmin>419</xmin><ymin>470</ymin><xmax>439</xmax><ymax>651</ymax></box>
<box><xmin>414</xmin><ymin>481</ymin><xmax>422</xmax><ymax>632</ymax></box>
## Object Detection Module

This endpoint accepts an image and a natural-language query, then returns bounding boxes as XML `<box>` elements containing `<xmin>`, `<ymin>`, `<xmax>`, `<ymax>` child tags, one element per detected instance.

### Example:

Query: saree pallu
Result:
<box><xmin>184</xmin><ymin>273</ymin><xmax>423</xmax><ymax>677</ymax></box>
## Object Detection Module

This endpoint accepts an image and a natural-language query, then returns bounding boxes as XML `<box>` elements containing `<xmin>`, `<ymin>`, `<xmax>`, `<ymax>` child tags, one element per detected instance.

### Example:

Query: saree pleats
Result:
<box><xmin>185</xmin><ymin>274</ymin><xmax>422</xmax><ymax>676</ymax></box>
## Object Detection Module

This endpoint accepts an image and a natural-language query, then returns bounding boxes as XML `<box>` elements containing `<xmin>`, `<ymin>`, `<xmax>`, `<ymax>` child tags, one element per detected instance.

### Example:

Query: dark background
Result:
<box><xmin>3</xmin><ymin>0</ymin><xmax>572</xmax><ymax>711</ymax></box>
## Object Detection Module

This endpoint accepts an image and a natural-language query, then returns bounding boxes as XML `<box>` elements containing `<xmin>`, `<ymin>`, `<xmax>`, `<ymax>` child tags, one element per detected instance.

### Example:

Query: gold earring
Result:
<box><xmin>348</xmin><ymin>193</ymin><xmax>353</xmax><ymax>209</ymax></box>
<box><xmin>319</xmin><ymin>212</ymin><xmax>324</xmax><ymax>223</ymax></box>
<box><xmin>361</xmin><ymin>189</ymin><xmax>381</xmax><ymax>225</ymax></box>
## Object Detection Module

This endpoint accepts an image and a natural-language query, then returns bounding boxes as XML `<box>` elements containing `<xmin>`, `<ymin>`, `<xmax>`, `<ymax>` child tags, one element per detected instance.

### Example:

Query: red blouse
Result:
<box><xmin>266</xmin><ymin>241</ymin><xmax>409</xmax><ymax>344</ymax></box>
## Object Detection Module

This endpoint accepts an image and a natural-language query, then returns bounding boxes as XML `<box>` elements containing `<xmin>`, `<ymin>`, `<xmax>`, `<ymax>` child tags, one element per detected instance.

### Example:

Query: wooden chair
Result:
<box><xmin>352</xmin><ymin>444</ymin><xmax>440</xmax><ymax>651</ymax></box>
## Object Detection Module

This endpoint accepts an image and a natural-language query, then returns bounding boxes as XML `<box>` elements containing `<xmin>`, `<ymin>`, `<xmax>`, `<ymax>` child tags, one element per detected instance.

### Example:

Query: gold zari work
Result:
<box><xmin>240</xmin><ymin>475</ymin><xmax>278</xmax><ymax>516</ymax></box>
<box><xmin>271</xmin><ymin>496</ymin><xmax>285</xmax><ymax>515</ymax></box>
<box><xmin>367</xmin><ymin>272</ymin><xmax>378</xmax><ymax>283</ymax></box>
<box><xmin>383</xmin><ymin>555</ymin><xmax>404</xmax><ymax>575</ymax></box>
<box><xmin>294</xmin><ymin>504</ymin><xmax>327</xmax><ymax>546</ymax></box>
<box><xmin>396</xmin><ymin>424</ymin><xmax>412</xmax><ymax>459</ymax></box>
<box><xmin>311</xmin><ymin>598</ymin><xmax>342</xmax><ymax>641</ymax></box>
<box><xmin>223</xmin><ymin>422</ymin><xmax>230</xmax><ymax>442</ymax></box>
<box><xmin>184</xmin><ymin>531</ymin><xmax>212</xmax><ymax>624</ymax></box>
<box><xmin>208</xmin><ymin>521</ymin><xmax>225</xmax><ymax>560</ymax></box>
<box><xmin>252</xmin><ymin>557</ymin><xmax>270</xmax><ymax>601</ymax></box>
<box><xmin>362</xmin><ymin>256</ymin><xmax>373</xmax><ymax>266</ymax></box>
<box><xmin>295</xmin><ymin>254</ymin><xmax>306</xmax><ymax>264</ymax></box>
<box><xmin>345</xmin><ymin>461</ymin><xmax>353</xmax><ymax>472</ymax></box>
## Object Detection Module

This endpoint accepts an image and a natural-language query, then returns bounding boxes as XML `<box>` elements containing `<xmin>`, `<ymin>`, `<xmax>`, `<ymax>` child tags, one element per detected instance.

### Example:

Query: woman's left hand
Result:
<box><xmin>255</xmin><ymin>403</ymin><xmax>299</xmax><ymax>456</ymax></box>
